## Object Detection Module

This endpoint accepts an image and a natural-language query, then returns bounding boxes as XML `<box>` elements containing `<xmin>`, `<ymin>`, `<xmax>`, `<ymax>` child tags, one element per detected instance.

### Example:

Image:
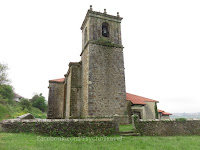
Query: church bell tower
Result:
<box><xmin>80</xmin><ymin>6</ymin><xmax>127</xmax><ymax>117</ymax></box>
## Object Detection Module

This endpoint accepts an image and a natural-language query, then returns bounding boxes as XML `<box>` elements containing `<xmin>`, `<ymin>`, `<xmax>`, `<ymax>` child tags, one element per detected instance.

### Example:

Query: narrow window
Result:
<box><xmin>102</xmin><ymin>22</ymin><xmax>109</xmax><ymax>37</ymax></box>
<box><xmin>84</xmin><ymin>27</ymin><xmax>87</xmax><ymax>43</ymax></box>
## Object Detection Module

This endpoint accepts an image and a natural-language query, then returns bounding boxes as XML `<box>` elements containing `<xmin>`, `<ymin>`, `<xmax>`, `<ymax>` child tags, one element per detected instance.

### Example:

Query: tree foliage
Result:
<box><xmin>0</xmin><ymin>84</ymin><xmax>14</xmax><ymax>104</ymax></box>
<box><xmin>0</xmin><ymin>63</ymin><xmax>9</xmax><ymax>85</ymax></box>
<box><xmin>32</xmin><ymin>93</ymin><xmax>47</xmax><ymax>112</ymax></box>
<box><xmin>30</xmin><ymin>93</ymin><xmax>40</xmax><ymax>103</ymax></box>
<box><xmin>0</xmin><ymin>63</ymin><xmax>13</xmax><ymax>104</ymax></box>
<box><xmin>19</xmin><ymin>98</ymin><xmax>32</xmax><ymax>111</ymax></box>
<box><xmin>0</xmin><ymin>84</ymin><xmax>14</xmax><ymax>100</ymax></box>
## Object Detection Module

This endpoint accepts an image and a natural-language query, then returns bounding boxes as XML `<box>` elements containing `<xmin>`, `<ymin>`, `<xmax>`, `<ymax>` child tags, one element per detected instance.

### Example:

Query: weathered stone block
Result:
<box><xmin>16</xmin><ymin>113</ymin><xmax>35</xmax><ymax>119</ymax></box>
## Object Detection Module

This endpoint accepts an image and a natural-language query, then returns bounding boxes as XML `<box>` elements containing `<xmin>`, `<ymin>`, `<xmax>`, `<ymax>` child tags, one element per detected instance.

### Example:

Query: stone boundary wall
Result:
<box><xmin>86</xmin><ymin>115</ymin><xmax>129</xmax><ymax>125</ymax></box>
<box><xmin>0</xmin><ymin>118</ymin><xmax>119</xmax><ymax>137</ymax></box>
<box><xmin>133</xmin><ymin>117</ymin><xmax>200</xmax><ymax>136</ymax></box>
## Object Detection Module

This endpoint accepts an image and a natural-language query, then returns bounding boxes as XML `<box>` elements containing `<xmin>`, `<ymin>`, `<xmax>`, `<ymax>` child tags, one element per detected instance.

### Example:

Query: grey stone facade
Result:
<box><xmin>47</xmin><ymin>79</ymin><xmax>65</xmax><ymax>119</ymax></box>
<box><xmin>47</xmin><ymin>7</ymin><xmax>127</xmax><ymax>121</ymax></box>
<box><xmin>85</xmin><ymin>44</ymin><xmax>126</xmax><ymax>117</ymax></box>
<box><xmin>65</xmin><ymin>62</ymin><xmax>82</xmax><ymax>118</ymax></box>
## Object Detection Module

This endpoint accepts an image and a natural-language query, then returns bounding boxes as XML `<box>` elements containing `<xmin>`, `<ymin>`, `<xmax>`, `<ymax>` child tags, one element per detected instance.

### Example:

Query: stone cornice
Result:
<box><xmin>80</xmin><ymin>40</ymin><xmax>124</xmax><ymax>56</ymax></box>
<box><xmin>81</xmin><ymin>10</ymin><xmax>123</xmax><ymax>30</ymax></box>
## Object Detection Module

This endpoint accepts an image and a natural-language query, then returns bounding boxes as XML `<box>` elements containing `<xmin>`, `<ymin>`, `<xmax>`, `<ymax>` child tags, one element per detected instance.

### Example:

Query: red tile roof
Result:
<box><xmin>162</xmin><ymin>111</ymin><xmax>172</xmax><ymax>115</ymax></box>
<box><xmin>126</xmin><ymin>93</ymin><xmax>146</xmax><ymax>105</ymax></box>
<box><xmin>126</xmin><ymin>93</ymin><xmax>159</xmax><ymax>105</ymax></box>
<box><xmin>158</xmin><ymin>109</ymin><xmax>172</xmax><ymax>115</ymax></box>
<box><xmin>49</xmin><ymin>78</ymin><xmax>65</xmax><ymax>83</ymax></box>
<box><xmin>157</xmin><ymin>109</ymin><xmax>164</xmax><ymax>113</ymax></box>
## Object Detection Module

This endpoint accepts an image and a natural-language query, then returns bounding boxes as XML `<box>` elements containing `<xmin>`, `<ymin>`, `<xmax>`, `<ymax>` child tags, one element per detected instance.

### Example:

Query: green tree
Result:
<box><xmin>0</xmin><ymin>63</ymin><xmax>9</xmax><ymax>85</ymax></box>
<box><xmin>0</xmin><ymin>63</ymin><xmax>13</xmax><ymax>104</ymax></box>
<box><xmin>155</xmin><ymin>103</ymin><xmax>159</xmax><ymax>119</ymax></box>
<box><xmin>32</xmin><ymin>94</ymin><xmax>47</xmax><ymax>112</ymax></box>
<box><xmin>19</xmin><ymin>98</ymin><xmax>32</xmax><ymax>111</ymax></box>
<box><xmin>30</xmin><ymin>93</ymin><xmax>40</xmax><ymax>103</ymax></box>
<box><xmin>0</xmin><ymin>84</ymin><xmax>14</xmax><ymax>104</ymax></box>
<box><xmin>0</xmin><ymin>84</ymin><xmax>14</xmax><ymax>100</ymax></box>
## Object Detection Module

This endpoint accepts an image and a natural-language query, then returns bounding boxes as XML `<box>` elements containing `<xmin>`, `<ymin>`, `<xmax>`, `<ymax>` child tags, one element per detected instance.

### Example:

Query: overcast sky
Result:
<box><xmin>0</xmin><ymin>0</ymin><xmax>200</xmax><ymax>113</ymax></box>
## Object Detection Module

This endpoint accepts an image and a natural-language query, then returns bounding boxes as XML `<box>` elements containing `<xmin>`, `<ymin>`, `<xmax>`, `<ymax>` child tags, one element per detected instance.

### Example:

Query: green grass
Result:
<box><xmin>119</xmin><ymin>124</ymin><xmax>133</xmax><ymax>132</ymax></box>
<box><xmin>1</xmin><ymin>132</ymin><xmax>200</xmax><ymax>150</ymax></box>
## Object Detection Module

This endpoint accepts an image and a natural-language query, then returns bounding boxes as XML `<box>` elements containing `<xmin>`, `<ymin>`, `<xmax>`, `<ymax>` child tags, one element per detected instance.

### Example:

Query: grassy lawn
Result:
<box><xmin>119</xmin><ymin>124</ymin><xmax>133</xmax><ymax>132</ymax></box>
<box><xmin>1</xmin><ymin>132</ymin><xmax>200</xmax><ymax>150</ymax></box>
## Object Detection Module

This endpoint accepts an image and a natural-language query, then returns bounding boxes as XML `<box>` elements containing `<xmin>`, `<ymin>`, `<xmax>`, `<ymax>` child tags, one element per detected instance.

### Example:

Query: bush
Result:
<box><xmin>19</xmin><ymin>98</ymin><xmax>32</xmax><ymax>111</ymax></box>
<box><xmin>32</xmin><ymin>94</ymin><xmax>47</xmax><ymax>112</ymax></box>
<box><xmin>0</xmin><ymin>84</ymin><xmax>14</xmax><ymax>104</ymax></box>
<box><xmin>175</xmin><ymin>118</ymin><xmax>187</xmax><ymax>122</ymax></box>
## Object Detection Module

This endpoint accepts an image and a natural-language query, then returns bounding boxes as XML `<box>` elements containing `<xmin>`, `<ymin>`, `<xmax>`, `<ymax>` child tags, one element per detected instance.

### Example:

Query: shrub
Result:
<box><xmin>32</xmin><ymin>95</ymin><xmax>47</xmax><ymax>112</ymax></box>
<box><xmin>175</xmin><ymin>118</ymin><xmax>187</xmax><ymax>122</ymax></box>
<box><xmin>19</xmin><ymin>98</ymin><xmax>32</xmax><ymax>111</ymax></box>
<box><xmin>0</xmin><ymin>84</ymin><xmax>14</xmax><ymax>104</ymax></box>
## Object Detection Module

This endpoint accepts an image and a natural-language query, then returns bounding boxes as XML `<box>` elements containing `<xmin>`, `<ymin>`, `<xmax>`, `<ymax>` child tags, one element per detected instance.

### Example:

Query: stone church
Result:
<box><xmin>47</xmin><ymin>6</ymin><xmax>127</xmax><ymax>121</ymax></box>
<box><xmin>47</xmin><ymin>6</ymin><xmax>170</xmax><ymax>123</ymax></box>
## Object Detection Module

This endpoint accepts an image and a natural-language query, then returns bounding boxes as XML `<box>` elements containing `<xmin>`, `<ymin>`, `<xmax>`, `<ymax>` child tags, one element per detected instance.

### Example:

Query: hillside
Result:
<box><xmin>0</xmin><ymin>101</ymin><xmax>46</xmax><ymax>121</ymax></box>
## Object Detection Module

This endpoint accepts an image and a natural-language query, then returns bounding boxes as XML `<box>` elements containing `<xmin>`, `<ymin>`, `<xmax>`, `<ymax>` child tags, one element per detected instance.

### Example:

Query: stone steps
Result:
<box><xmin>120</xmin><ymin>131</ymin><xmax>141</xmax><ymax>136</ymax></box>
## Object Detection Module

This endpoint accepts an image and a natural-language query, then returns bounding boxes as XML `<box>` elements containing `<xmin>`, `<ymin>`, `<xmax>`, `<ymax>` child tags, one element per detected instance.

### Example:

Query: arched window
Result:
<box><xmin>102</xmin><ymin>22</ymin><xmax>109</xmax><ymax>37</ymax></box>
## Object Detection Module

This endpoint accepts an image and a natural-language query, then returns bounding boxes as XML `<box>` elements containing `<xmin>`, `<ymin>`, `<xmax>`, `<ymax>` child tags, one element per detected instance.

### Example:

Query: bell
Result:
<box><xmin>103</xmin><ymin>28</ymin><xmax>107</xmax><ymax>34</ymax></box>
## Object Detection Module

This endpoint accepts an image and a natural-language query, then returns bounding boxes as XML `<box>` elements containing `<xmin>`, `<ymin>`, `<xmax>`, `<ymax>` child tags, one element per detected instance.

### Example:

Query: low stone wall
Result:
<box><xmin>0</xmin><ymin>118</ymin><xmax>118</xmax><ymax>137</ymax></box>
<box><xmin>133</xmin><ymin>117</ymin><xmax>200</xmax><ymax>136</ymax></box>
<box><xmin>85</xmin><ymin>115</ymin><xmax>130</xmax><ymax>125</ymax></box>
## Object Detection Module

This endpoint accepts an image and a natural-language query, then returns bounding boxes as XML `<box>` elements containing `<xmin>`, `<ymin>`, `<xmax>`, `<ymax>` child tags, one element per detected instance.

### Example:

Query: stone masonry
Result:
<box><xmin>47</xmin><ymin>6</ymin><xmax>127</xmax><ymax>121</ymax></box>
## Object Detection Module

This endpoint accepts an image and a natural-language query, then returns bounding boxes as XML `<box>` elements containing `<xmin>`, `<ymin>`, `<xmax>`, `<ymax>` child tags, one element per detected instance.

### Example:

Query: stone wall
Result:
<box><xmin>47</xmin><ymin>81</ymin><xmax>64</xmax><ymax>119</ymax></box>
<box><xmin>134</xmin><ymin>118</ymin><xmax>200</xmax><ymax>136</ymax></box>
<box><xmin>118</xmin><ymin>115</ymin><xmax>129</xmax><ymax>125</ymax></box>
<box><xmin>144</xmin><ymin>102</ymin><xmax>156</xmax><ymax>119</ymax></box>
<box><xmin>161</xmin><ymin>115</ymin><xmax>170</xmax><ymax>120</ymax></box>
<box><xmin>81</xmin><ymin>46</ymin><xmax>89</xmax><ymax>117</ymax></box>
<box><xmin>0</xmin><ymin>118</ymin><xmax>119</xmax><ymax>137</ymax></box>
<box><xmin>65</xmin><ymin>70</ymin><xmax>71</xmax><ymax>118</ymax></box>
<box><xmin>65</xmin><ymin>62</ymin><xmax>82</xmax><ymax>118</ymax></box>
<box><xmin>87</xmin><ymin>43</ymin><xmax>127</xmax><ymax>117</ymax></box>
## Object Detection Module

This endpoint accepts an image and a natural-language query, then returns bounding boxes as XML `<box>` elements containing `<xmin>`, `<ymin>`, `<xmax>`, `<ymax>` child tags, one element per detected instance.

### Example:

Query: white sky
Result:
<box><xmin>0</xmin><ymin>0</ymin><xmax>200</xmax><ymax>113</ymax></box>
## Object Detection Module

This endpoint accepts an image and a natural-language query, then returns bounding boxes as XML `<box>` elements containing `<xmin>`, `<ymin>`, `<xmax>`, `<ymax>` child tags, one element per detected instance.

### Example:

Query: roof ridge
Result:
<box><xmin>126</xmin><ymin>93</ymin><xmax>159</xmax><ymax>103</ymax></box>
